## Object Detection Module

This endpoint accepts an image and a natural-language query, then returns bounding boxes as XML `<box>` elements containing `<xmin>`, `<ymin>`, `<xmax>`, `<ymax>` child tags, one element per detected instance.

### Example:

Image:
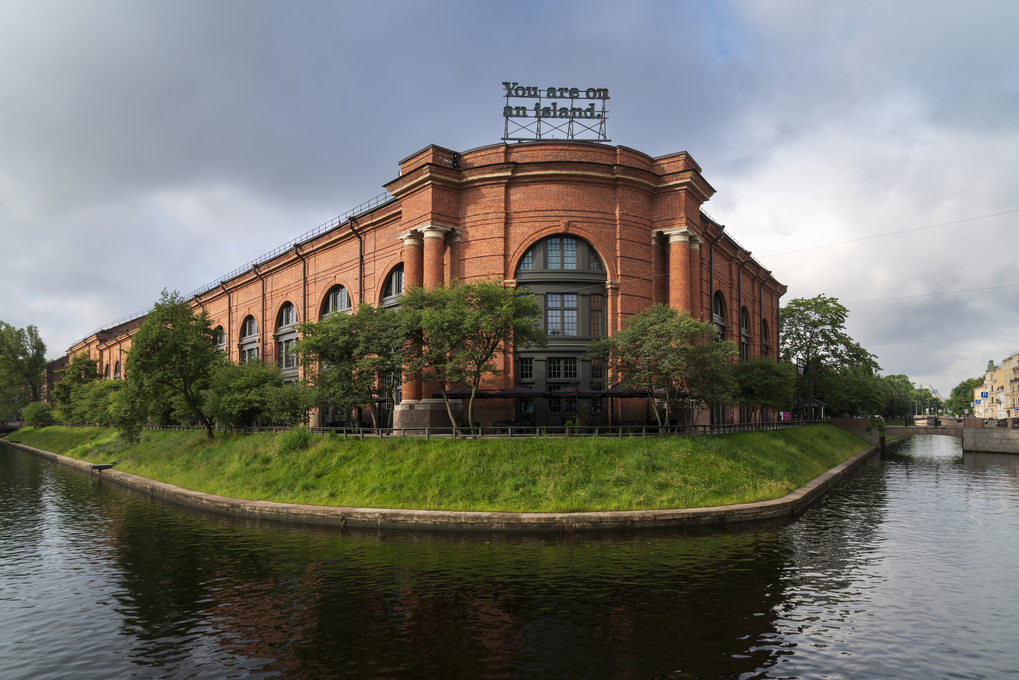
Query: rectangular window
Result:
<box><xmin>563</xmin><ymin>238</ymin><xmax>577</xmax><ymax>269</ymax></box>
<box><xmin>591</xmin><ymin>359</ymin><xmax>604</xmax><ymax>382</ymax></box>
<box><xmin>547</xmin><ymin>358</ymin><xmax>561</xmax><ymax>380</ymax></box>
<box><xmin>564</xmin><ymin>397</ymin><xmax>577</xmax><ymax>413</ymax></box>
<box><xmin>548</xmin><ymin>385</ymin><xmax>562</xmax><ymax>412</ymax></box>
<box><xmin>278</xmin><ymin>339</ymin><xmax>297</xmax><ymax>369</ymax></box>
<box><xmin>547</xmin><ymin>238</ymin><xmax>561</xmax><ymax>269</ymax></box>
<box><xmin>590</xmin><ymin>295</ymin><xmax>604</xmax><ymax>337</ymax></box>
<box><xmin>563</xmin><ymin>358</ymin><xmax>577</xmax><ymax>380</ymax></box>
<box><xmin>520</xmin><ymin>398</ymin><xmax>534</xmax><ymax>415</ymax></box>
<box><xmin>546</xmin><ymin>294</ymin><xmax>577</xmax><ymax>336</ymax></box>
<box><xmin>589</xmin><ymin>251</ymin><xmax>603</xmax><ymax>271</ymax></box>
<box><xmin>519</xmin><ymin>357</ymin><xmax>533</xmax><ymax>380</ymax></box>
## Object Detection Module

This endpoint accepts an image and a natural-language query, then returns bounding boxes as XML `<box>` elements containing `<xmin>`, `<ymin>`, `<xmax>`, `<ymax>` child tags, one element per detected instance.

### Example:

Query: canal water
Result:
<box><xmin>1</xmin><ymin>435</ymin><xmax>1017</xmax><ymax>679</ymax></box>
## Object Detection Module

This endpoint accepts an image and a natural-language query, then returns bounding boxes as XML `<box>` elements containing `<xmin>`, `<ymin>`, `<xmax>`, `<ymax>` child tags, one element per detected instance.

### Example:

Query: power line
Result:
<box><xmin>846</xmin><ymin>282</ymin><xmax>1019</xmax><ymax>304</ymax></box>
<box><xmin>760</xmin><ymin>208</ymin><xmax>1019</xmax><ymax>258</ymax></box>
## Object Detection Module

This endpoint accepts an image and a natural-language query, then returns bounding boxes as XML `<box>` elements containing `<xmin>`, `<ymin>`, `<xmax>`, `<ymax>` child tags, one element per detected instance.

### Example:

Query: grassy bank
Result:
<box><xmin>3</xmin><ymin>425</ymin><xmax>869</xmax><ymax>513</ymax></box>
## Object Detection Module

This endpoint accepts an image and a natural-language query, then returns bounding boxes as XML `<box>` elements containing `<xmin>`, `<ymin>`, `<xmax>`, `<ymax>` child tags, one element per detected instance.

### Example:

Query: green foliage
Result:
<box><xmin>111</xmin><ymin>380</ymin><xmax>148</xmax><ymax>443</ymax></box>
<box><xmin>52</xmin><ymin>353</ymin><xmax>100</xmax><ymax>410</ymax></box>
<box><xmin>876</xmin><ymin>374</ymin><xmax>915</xmax><ymax>418</ymax></box>
<box><xmin>820</xmin><ymin>364</ymin><xmax>884</xmax><ymax>416</ymax></box>
<box><xmin>733</xmin><ymin>358</ymin><xmax>796</xmax><ymax>420</ymax></box>
<box><xmin>265</xmin><ymin>382</ymin><xmax>318</xmax><ymax>427</ymax></box>
<box><xmin>590</xmin><ymin>304</ymin><xmax>737</xmax><ymax>427</ymax></box>
<box><xmin>11</xmin><ymin>424</ymin><xmax>870</xmax><ymax>513</ymax></box>
<box><xmin>0</xmin><ymin>321</ymin><xmax>47</xmax><ymax>419</ymax></box>
<box><xmin>402</xmin><ymin>279</ymin><xmax>547</xmax><ymax>429</ymax></box>
<box><xmin>21</xmin><ymin>401</ymin><xmax>55</xmax><ymax>427</ymax></box>
<box><xmin>780</xmin><ymin>295</ymin><xmax>879</xmax><ymax>418</ymax></box>
<box><xmin>126</xmin><ymin>290</ymin><xmax>223</xmax><ymax>438</ymax></box>
<box><xmin>207</xmin><ymin>360</ymin><xmax>282</xmax><ymax>427</ymax></box>
<box><xmin>298</xmin><ymin>303</ymin><xmax>405</xmax><ymax>427</ymax></box>
<box><xmin>270</xmin><ymin>425</ymin><xmax>314</xmax><ymax>456</ymax></box>
<box><xmin>947</xmin><ymin>376</ymin><xmax>983</xmax><ymax>416</ymax></box>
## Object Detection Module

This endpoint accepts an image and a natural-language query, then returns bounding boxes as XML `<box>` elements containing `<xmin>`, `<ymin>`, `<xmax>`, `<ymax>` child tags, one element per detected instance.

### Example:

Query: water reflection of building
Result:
<box><xmin>58</xmin><ymin>141</ymin><xmax>785</xmax><ymax>428</ymax></box>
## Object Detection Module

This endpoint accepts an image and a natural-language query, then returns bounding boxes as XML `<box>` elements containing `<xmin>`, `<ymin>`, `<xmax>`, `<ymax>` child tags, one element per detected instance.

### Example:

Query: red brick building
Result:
<box><xmin>63</xmin><ymin>141</ymin><xmax>786</xmax><ymax>428</ymax></box>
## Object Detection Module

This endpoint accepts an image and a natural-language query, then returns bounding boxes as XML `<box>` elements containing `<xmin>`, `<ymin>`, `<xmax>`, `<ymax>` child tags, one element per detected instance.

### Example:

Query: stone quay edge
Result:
<box><xmin>3</xmin><ymin>440</ymin><xmax>880</xmax><ymax>532</ymax></box>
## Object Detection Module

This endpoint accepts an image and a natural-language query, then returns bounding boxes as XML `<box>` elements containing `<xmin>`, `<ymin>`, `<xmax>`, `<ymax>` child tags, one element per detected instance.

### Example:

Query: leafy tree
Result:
<box><xmin>52</xmin><ymin>353</ymin><xmax>100</xmax><ymax>415</ymax></box>
<box><xmin>780</xmin><ymin>294</ymin><xmax>879</xmax><ymax>418</ymax></box>
<box><xmin>402</xmin><ymin>279</ymin><xmax>546</xmax><ymax>430</ymax></box>
<box><xmin>588</xmin><ymin>304</ymin><xmax>737</xmax><ymax>428</ymax></box>
<box><xmin>207</xmin><ymin>360</ymin><xmax>282</xmax><ymax>428</ymax></box>
<box><xmin>298</xmin><ymin>303</ymin><xmax>407</xmax><ymax>428</ymax></box>
<box><xmin>22</xmin><ymin>401</ymin><xmax>55</xmax><ymax>427</ymax></box>
<box><xmin>265</xmin><ymin>382</ymin><xmax>319</xmax><ymax>427</ymax></box>
<box><xmin>0</xmin><ymin>322</ymin><xmax>47</xmax><ymax>419</ymax></box>
<box><xmin>820</xmin><ymin>365</ymin><xmax>885</xmax><ymax>417</ymax></box>
<box><xmin>732</xmin><ymin>357</ymin><xmax>796</xmax><ymax>422</ymax></box>
<box><xmin>126</xmin><ymin>290</ymin><xmax>222</xmax><ymax>439</ymax></box>
<box><xmin>72</xmin><ymin>380</ymin><xmax>122</xmax><ymax>425</ymax></box>
<box><xmin>947</xmin><ymin>376</ymin><xmax>983</xmax><ymax>416</ymax></box>
<box><xmin>877</xmin><ymin>374</ymin><xmax>915</xmax><ymax>419</ymax></box>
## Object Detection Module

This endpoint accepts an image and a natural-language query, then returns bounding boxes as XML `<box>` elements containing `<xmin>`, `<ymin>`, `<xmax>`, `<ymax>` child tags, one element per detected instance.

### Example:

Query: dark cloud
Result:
<box><xmin>1</xmin><ymin>0</ymin><xmax>1017</xmax><ymax>395</ymax></box>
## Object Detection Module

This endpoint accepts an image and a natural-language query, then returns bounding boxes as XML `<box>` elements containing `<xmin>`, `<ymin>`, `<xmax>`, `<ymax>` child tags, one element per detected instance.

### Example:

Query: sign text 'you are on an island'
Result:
<box><xmin>502</xmin><ymin>82</ymin><xmax>610</xmax><ymax>120</ymax></box>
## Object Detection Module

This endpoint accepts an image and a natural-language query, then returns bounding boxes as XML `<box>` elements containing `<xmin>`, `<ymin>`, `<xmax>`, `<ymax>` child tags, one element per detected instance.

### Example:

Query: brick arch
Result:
<box><xmin>508</xmin><ymin>227</ymin><xmax>617</xmax><ymax>281</ymax></box>
<box><xmin>377</xmin><ymin>258</ymin><xmax>405</xmax><ymax>305</ymax></box>
<box><xmin>238</xmin><ymin>313</ymin><xmax>259</xmax><ymax>341</ymax></box>
<box><xmin>273</xmin><ymin>299</ymin><xmax>301</xmax><ymax>329</ymax></box>
<box><xmin>318</xmin><ymin>279</ymin><xmax>357</xmax><ymax>319</ymax></box>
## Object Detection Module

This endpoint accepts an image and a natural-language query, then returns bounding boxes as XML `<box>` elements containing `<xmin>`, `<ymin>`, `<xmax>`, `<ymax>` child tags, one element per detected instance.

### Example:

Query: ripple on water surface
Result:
<box><xmin>1</xmin><ymin>435</ymin><xmax>1018</xmax><ymax>679</ymax></box>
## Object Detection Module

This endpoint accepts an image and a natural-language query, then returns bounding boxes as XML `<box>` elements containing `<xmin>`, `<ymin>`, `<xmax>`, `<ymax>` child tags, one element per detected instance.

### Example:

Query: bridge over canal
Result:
<box><xmin>831</xmin><ymin>418</ymin><xmax>1019</xmax><ymax>454</ymax></box>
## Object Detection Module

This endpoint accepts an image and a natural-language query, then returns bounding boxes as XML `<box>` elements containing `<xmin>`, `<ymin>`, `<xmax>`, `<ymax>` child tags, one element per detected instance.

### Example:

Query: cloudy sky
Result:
<box><xmin>2</xmin><ymin>0</ymin><xmax>1017</xmax><ymax>397</ymax></box>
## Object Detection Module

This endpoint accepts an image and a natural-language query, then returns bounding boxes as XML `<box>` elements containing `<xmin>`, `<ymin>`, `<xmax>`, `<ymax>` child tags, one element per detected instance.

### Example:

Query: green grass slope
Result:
<box><xmin>4</xmin><ymin>425</ymin><xmax>869</xmax><ymax>513</ymax></box>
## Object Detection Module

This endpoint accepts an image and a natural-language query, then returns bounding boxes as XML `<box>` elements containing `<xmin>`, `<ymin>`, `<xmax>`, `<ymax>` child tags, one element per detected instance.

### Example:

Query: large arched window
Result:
<box><xmin>512</xmin><ymin>235</ymin><xmax>608</xmax><ymax>427</ymax></box>
<box><xmin>214</xmin><ymin>326</ymin><xmax>226</xmax><ymax>351</ymax></box>
<box><xmin>239</xmin><ymin>315</ymin><xmax>259</xmax><ymax>364</ymax></box>
<box><xmin>104</xmin><ymin>364</ymin><xmax>110</xmax><ymax>379</ymax></box>
<box><xmin>712</xmin><ymin>291</ymin><xmax>727</xmax><ymax>341</ymax></box>
<box><xmin>381</xmin><ymin>265</ymin><xmax>404</xmax><ymax>308</ymax></box>
<box><xmin>321</xmin><ymin>284</ymin><xmax>352</xmax><ymax>318</ymax></box>
<box><xmin>276</xmin><ymin>303</ymin><xmax>299</xmax><ymax>377</ymax></box>
<box><xmin>761</xmin><ymin>318</ymin><xmax>770</xmax><ymax>358</ymax></box>
<box><xmin>740</xmin><ymin>307</ymin><xmax>751</xmax><ymax>362</ymax></box>
<box><xmin>114</xmin><ymin>361</ymin><xmax>121</xmax><ymax>380</ymax></box>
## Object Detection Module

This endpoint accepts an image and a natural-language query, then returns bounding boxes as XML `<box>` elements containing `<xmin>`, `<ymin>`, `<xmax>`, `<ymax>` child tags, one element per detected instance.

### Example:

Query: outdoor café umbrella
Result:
<box><xmin>598</xmin><ymin>383</ymin><xmax>648</xmax><ymax>398</ymax></box>
<box><xmin>491</xmin><ymin>385</ymin><xmax>545</xmax><ymax>398</ymax></box>
<box><xmin>548</xmin><ymin>385</ymin><xmax>602</xmax><ymax>399</ymax></box>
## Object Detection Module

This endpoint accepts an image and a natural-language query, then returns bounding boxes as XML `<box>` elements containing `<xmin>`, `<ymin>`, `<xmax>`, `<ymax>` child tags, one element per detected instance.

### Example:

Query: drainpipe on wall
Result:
<box><xmin>253</xmin><ymin>264</ymin><xmax>266</xmax><ymax>360</ymax></box>
<box><xmin>294</xmin><ymin>245</ymin><xmax>308</xmax><ymax>324</ymax></box>
<box><xmin>220</xmin><ymin>283</ymin><xmax>231</xmax><ymax>360</ymax></box>
<box><xmin>348</xmin><ymin>217</ymin><xmax>364</xmax><ymax>304</ymax></box>
<box><xmin>708</xmin><ymin>226</ymin><xmax>725</xmax><ymax>314</ymax></box>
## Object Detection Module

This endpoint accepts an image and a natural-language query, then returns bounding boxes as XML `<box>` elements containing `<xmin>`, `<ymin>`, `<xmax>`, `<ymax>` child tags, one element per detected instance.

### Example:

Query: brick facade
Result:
<box><xmin>62</xmin><ymin>141</ymin><xmax>787</xmax><ymax>428</ymax></box>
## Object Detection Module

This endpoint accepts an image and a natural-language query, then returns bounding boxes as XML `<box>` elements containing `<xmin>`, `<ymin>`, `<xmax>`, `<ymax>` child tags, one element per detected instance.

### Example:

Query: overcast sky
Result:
<box><xmin>2</xmin><ymin>0</ymin><xmax>1017</xmax><ymax>397</ymax></box>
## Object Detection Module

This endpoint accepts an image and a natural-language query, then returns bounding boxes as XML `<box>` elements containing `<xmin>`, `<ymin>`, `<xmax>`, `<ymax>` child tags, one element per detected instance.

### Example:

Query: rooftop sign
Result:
<box><xmin>501</xmin><ymin>82</ymin><xmax>610</xmax><ymax>143</ymax></box>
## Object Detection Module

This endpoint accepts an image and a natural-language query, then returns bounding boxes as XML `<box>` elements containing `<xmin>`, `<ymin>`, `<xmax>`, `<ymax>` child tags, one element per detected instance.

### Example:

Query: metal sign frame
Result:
<box><xmin>501</xmin><ymin>83</ymin><xmax>610</xmax><ymax>143</ymax></box>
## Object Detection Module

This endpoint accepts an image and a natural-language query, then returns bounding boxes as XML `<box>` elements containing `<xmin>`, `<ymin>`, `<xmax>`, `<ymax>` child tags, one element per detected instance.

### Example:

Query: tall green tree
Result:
<box><xmin>780</xmin><ymin>294</ymin><xmax>879</xmax><ymax>418</ymax></box>
<box><xmin>732</xmin><ymin>357</ymin><xmax>796</xmax><ymax>422</ymax></box>
<box><xmin>52</xmin><ymin>352</ymin><xmax>100</xmax><ymax>417</ymax></box>
<box><xmin>402</xmin><ymin>279</ymin><xmax>546</xmax><ymax>430</ymax></box>
<box><xmin>126</xmin><ymin>290</ymin><xmax>222</xmax><ymax>439</ymax></box>
<box><xmin>877</xmin><ymin>374</ymin><xmax>915</xmax><ymax>418</ymax></box>
<box><xmin>207</xmin><ymin>359</ymin><xmax>282</xmax><ymax>428</ymax></box>
<box><xmin>298</xmin><ymin>303</ymin><xmax>407</xmax><ymax>427</ymax></box>
<box><xmin>588</xmin><ymin>304</ymin><xmax>737</xmax><ymax>428</ymax></box>
<box><xmin>947</xmin><ymin>376</ymin><xmax>983</xmax><ymax>416</ymax></box>
<box><xmin>0</xmin><ymin>321</ymin><xmax>47</xmax><ymax>419</ymax></box>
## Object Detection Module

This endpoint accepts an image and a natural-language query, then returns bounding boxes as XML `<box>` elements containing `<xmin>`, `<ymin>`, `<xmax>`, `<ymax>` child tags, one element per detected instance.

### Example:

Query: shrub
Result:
<box><xmin>22</xmin><ymin>401</ymin><xmax>55</xmax><ymax>427</ymax></box>
<box><xmin>272</xmin><ymin>426</ymin><xmax>314</xmax><ymax>456</ymax></box>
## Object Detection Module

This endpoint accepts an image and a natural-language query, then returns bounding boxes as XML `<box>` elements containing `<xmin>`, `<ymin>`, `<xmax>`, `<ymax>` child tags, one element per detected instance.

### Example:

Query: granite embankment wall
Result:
<box><xmin>2</xmin><ymin>439</ymin><xmax>879</xmax><ymax>533</ymax></box>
